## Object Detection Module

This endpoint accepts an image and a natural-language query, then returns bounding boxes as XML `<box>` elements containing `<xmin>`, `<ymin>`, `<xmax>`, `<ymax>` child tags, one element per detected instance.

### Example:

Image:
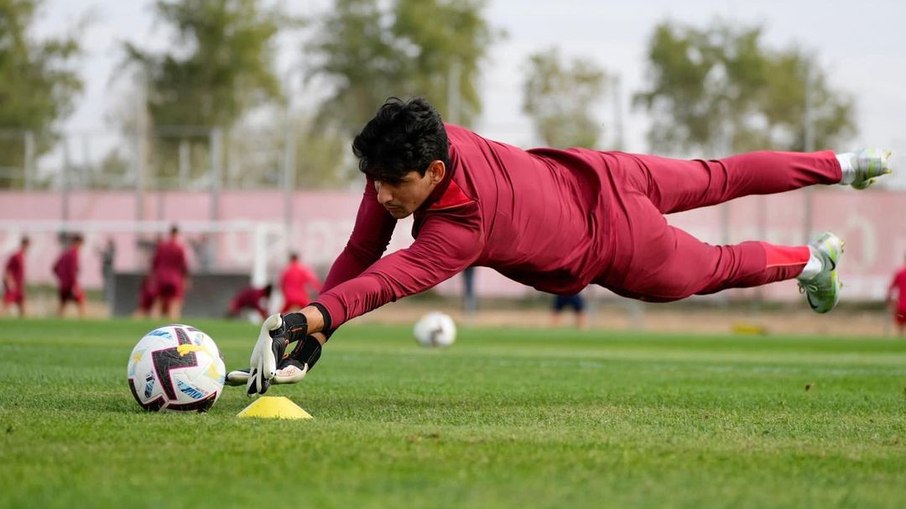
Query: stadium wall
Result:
<box><xmin>1</xmin><ymin>187</ymin><xmax>904</xmax><ymax>302</ymax></box>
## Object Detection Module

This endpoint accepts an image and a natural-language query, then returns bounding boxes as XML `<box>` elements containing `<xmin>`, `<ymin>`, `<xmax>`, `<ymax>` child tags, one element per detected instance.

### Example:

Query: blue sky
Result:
<box><xmin>36</xmin><ymin>0</ymin><xmax>906</xmax><ymax>183</ymax></box>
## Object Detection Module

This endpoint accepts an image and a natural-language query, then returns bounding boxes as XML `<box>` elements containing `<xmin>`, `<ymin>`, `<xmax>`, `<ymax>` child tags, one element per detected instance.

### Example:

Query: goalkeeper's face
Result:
<box><xmin>374</xmin><ymin>161</ymin><xmax>445</xmax><ymax>219</ymax></box>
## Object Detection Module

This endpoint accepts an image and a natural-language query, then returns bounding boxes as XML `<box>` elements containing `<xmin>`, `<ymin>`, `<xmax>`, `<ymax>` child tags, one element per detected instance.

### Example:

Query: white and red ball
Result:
<box><xmin>413</xmin><ymin>311</ymin><xmax>457</xmax><ymax>348</ymax></box>
<box><xmin>127</xmin><ymin>324</ymin><xmax>225</xmax><ymax>412</ymax></box>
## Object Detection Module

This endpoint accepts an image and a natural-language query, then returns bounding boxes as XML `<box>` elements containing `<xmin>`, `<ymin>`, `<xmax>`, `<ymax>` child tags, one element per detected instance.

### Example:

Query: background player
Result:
<box><xmin>52</xmin><ymin>233</ymin><xmax>85</xmax><ymax>318</ymax></box>
<box><xmin>2</xmin><ymin>236</ymin><xmax>30</xmax><ymax>317</ymax></box>
<box><xmin>151</xmin><ymin>225</ymin><xmax>189</xmax><ymax>320</ymax></box>
<box><xmin>227</xmin><ymin>284</ymin><xmax>273</xmax><ymax>321</ymax></box>
<box><xmin>279</xmin><ymin>252</ymin><xmax>321</xmax><ymax>313</ymax></box>
<box><xmin>887</xmin><ymin>256</ymin><xmax>906</xmax><ymax>336</ymax></box>
<box><xmin>551</xmin><ymin>292</ymin><xmax>588</xmax><ymax>329</ymax></box>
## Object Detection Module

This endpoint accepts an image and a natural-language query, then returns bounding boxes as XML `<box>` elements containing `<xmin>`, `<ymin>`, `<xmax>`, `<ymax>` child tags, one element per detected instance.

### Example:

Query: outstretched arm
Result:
<box><xmin>245</xmin><ymin>209</ymin><xmax>482</xmax><ymax>394</ymax></box>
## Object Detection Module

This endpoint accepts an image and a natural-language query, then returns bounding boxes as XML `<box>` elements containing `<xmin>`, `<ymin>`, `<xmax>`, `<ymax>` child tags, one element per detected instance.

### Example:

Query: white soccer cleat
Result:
<box><xmin>798</xmin><ymin>232</ymin><xmax>844</xmax><ymax>313</ymax></box>
<box><xmin>845</xmin><ymin>148</ymin><xmax>893</xmax><ymax>190</ymax></box>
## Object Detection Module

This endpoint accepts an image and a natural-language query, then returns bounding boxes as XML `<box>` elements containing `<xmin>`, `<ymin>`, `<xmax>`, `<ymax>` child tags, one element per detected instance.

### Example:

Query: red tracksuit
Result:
<box><xmin>280</xmin><ymin>261</ymin><xmax>321</xmax><ymax>313</ymax></box>
<box><xmin>315</xmin><ymin>124</ymin><xmax>838</xmax><ymax>330</ymax></box>
<box><xmin>53</xmin><ymin>246</ymin><xmax>83</xmax><ymax>303</ymax></box>
<box><xmin>3</xmin><ymin>250</ymin><xmax>25</xmax><ymax>304</ymax></box>
<box><xmin>229</xmin><ymin>286</ymin><xmax>270</xmax><ymax>319</ymax></box>
<box><xmin>888</xmin><ymin>267</ymin><xmax>906</xmax><ymax>325</ymax></box>
<box><xmin>152</xmin><ymin>240</ymin><xmax>188</xmax><ymax>301</ymax></box>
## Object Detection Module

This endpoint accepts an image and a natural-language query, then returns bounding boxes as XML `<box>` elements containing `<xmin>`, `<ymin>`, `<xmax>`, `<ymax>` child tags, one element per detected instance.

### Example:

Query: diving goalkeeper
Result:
<box><xmin>229</xmin><ymin>97</ymin><xmax>893</xmax><ymax>394</ymax></box>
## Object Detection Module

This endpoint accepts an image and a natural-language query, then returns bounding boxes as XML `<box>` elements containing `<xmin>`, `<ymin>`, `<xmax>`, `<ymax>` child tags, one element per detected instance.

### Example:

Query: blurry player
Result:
<box><xmin>551</xmin><ymin>292</ymin><xmax>588</xmax><ymax>329</ymax></box>
<box><xmin>134</xmin><ymin>274</ymin><xmax>158</xmax><ymax>318</ymax></box>
<box><xmin>887</xmin><ymin>256</ymin><xmax>906</xmax><ymax>336</ymax></box>
<box><xmin>227</xmin><ymin>284</ymin><xmax>273</xmax><ymax>321</ymax></box>
<box><xmin>151</xmin><ymin>225</ymin><xmax>189</xmax><ymax>320</ymax></box>
<box><xmin>232</xmin><ymin>97</ymin><xmax>894</xmax><ymax>393</ymax></box>
<box><xmin>279</xmin><ymin>252</ymin><xmax>321</xmax><ymax>313</ymax></box>
<box><xmin>2</xmin><ymin>236</ymin><xmax>30</xmax><ymax>317</ymax></box>
<box><xmin>52</xmin><ymin>233</ymin><xmax>85</xmax><ymax>318</ymax></box>
<box><xmin>96</xmin><ymin>237</ymin><xmax>116</xmax><ymax>305</ymax></box>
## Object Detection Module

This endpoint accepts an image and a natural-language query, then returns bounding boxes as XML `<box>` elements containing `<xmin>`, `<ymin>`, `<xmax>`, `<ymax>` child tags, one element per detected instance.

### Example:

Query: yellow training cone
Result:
<box><xmin>237</xmin><ymin>396</ymin><xmax>313</xmax><ymax>420</ymax></box>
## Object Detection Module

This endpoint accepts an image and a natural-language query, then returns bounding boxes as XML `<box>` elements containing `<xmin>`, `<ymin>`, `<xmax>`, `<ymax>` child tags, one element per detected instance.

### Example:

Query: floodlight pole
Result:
<box><xmin>24</xmin><ymin>131</ymin><xmax>34</xmax><ymax>191</ymax></box>
<box><xmin>62</xmin><ymin>137</ymin><xmax>71</xmax><ymax>223</ymax></box>
<box><xmin>135</xmin><ymin>75</ymin><xmax>149</xmax><ymax>223</ymax></box>
<box><xmin>802</xmin><ymin>59</ymin><xmax>815</xmax><ymax>244</ymax></box>
<box><xmin>612</xmin><ymin>74</ymin><xmax>624</xmax><ymax>150</ymax></box>
<box><xmin>178</xmin><ymin>139</ymin><xmax>190</xmax><ymax>188</ymax></box>
<box><xmin>210</xmin><ymin>128</ymin><xmax>223</xmax><ymax>223</ymax></box>
<box><xmin>282</xmin><ymin>66</ymin><xmax>305</xmax><ymax>253</ymax></box>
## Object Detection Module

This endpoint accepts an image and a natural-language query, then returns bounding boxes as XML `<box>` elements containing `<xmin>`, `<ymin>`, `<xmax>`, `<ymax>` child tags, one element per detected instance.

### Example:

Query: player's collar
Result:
<box><xmin>418</xmin><ymin>147</ymin><xmax>473</xmax><ymax>212</ymax></box>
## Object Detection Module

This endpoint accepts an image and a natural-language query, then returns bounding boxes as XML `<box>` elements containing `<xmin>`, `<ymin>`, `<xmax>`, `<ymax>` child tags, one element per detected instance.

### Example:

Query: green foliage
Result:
<box><xmin>392</xmin><ymin>0</ymin><xmax>497</xmax><ymax>126</ymax></box>
<box><xmin>294</xmin><ymin>118</ymin><xmax>353</xmax><ymax>188</ymax></box>
<box><xmin>2</xmin><ymin>318</ymin><xmax>906</xmax><ymax>508</ymax></box>
<box><xmin>307</xmin><ymin>0</ymin><xmax>500</xmax><ymax>135</ymax></box>
<box><xmin>222</xmin><ymin>113</ymin><xmax>350</xmax><ymax>189</ymax></box>
<box><xmin>121</xmin><ymin>0</ymin><xmax>291</xmax><ymax>186</ymax></box>
<box><xmin>634</xmin><ymin>20</ymin><xmax>856</xmax><ymax>155</ymax></box>
<box><xmin>124</xmin><ymin>0</ymin><xmax>286</xmax><ymax>129</ymax></box>
<box><xmin>0</xmin><ymin>0</ymin><xmax>82</xmax><ymax>187</ymax></box>
<box><xmin>522</xmin><ymin>47</ymin><xmax>608</xmax><ymax>148</ymax></box>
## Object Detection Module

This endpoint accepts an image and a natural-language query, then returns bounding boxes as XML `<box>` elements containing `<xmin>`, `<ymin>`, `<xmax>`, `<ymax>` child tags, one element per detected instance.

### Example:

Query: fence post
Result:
<box><xmin>135</xmin><ymin>107</ymin><xmax>148</xmax><ymax>222</ymax></box>
<box><xmin>179</xmin><ymin>139</ymin><xmax>190</xmax><ymax>188</ymax></box>
<box><xmin>62</xmin><ymin>136</ymin><xmax>71</xmax><ymax>223</ymax></box>
<box><xmin>252</xmin><ymin>223</ymin><xmax>269</xmax><ymax>287</ymax></box>
<box><xmin>802</xmin><ymin>60</ymin><xmax>815</xmax><ymax>243</ymax></box>
<box><xmin>209</xmin><ymin>128</ymin><xmax>223</xmax><ymax>222</ymax></box>
<box><xmin>24</xmin><ymin>131</ymin><xmax>35</xmax><ymax>190</ymax></box>
<box><xmin>283</xmin><ymin>121</ymin><xmax>296</xmax><ymax>234</ymax></box>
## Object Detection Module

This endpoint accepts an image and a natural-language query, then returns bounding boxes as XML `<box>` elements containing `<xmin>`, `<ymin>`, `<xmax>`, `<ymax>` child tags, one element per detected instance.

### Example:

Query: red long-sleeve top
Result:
<box><xmin>889</xmin><ymin>267</ymin><xmax>906</xmax><ymax>313</ymax></box>
<box><xmin>316</xmin><ymin>124</ymin><xmax>615</xmax><ymax>330</ymax></box>
<box><xmin>152</xmin><ymin>240</ymin><xmax>188</xmax><ymax>287</ymax></box>
<box><xmin>4</xmin><ymin>250</ymin><xmax>25</xmax><ymax>291</ymax></box>
<box><xmin>281</xmin><ymin>261</ymin><xmax>322</xmax><ymax>304</ymax></box>
<box><xmin>53</xmin><ymin>247</ymin><xmax>80</xmax><ymax>290</ymax></box>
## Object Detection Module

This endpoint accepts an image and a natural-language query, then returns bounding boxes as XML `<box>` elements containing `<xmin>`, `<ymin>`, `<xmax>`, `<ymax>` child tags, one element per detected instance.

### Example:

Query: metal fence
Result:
<box><xmin>0</xmin><ymin>126</ymin><xmax>296</xmax><ymax>192</ymax></box>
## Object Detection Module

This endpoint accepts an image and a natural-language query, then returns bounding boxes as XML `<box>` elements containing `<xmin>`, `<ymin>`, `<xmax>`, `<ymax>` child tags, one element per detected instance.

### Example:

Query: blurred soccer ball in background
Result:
<box><xmin>413</xmin><ymin>311</ymin><xmax>457</xmax><ymax>348</ymax></box>
<box><xmin>127</xmin><ymin>324</ymin><xmax>225</xmax><ymax>412</ymax></box>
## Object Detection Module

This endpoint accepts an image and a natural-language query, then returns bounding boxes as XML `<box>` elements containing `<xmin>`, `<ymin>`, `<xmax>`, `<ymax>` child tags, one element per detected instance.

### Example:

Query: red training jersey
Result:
<box><xmin>4</xmin><ymin>250</ymin><xmax>25</xmax><ymax>291</ymax></box>
<box><xmin>53</xmin><ymin>247</ymin><xmax>80</xmax><ymax>289</ymax></box>
<box><xmin>281</xmin><ymin>261</ymin><xmax>321</xmax><ymax>305</ymax></box>
<box><xmin>316</xmin><ymin>124</ymin><xmax>621</xmax><ymax>330</ymax></box>
<box><xmin>152</xmin><ymin>240</ymin><xmax>188</xmax><ymax>287</ymax></box>
<box><xmin>232</xmin><ymin>286</ymin><xmax>269</xmax><ymax>308</ymax></box>
<box><xmin>889</xmin><ymin>267</ymin><xmax>906</xmax><ymax>313</ymax></box>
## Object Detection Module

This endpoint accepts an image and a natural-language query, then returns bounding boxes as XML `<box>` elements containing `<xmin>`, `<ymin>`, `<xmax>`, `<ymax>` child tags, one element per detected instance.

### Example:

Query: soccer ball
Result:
<box><xmin>127</xmin><ymin>324</ymin><xmax>225</xmax><ymax>412</ymax></box>
<box><xmin>413</xmin><ymin>311</ymin><xmax>457</xmax><ymax>348</ymax></box>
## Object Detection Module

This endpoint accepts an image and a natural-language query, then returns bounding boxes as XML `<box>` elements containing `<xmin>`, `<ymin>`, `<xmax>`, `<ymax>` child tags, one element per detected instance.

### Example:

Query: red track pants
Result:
<box><xmin>598</xmin><ymin>150</ymin><xmax>842</xmax><ymax>302</ymax></box>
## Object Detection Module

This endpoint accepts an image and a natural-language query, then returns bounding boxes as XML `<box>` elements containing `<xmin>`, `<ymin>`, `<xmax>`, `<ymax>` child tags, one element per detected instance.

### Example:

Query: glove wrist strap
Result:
<box><xmin>278</xmin><ymin>312</ymin><xmax>309</xmax><ymax>343</ymax></box>
<box><xmin>287</xmin><ymin>335</ymin><xmax>322</xmax><ymax>372</ymax></box>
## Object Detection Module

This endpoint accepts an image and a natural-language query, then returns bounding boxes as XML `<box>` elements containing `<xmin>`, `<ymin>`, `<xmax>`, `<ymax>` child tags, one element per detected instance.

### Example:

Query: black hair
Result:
<box><xmin>351</xmin><ymin>97</ymin><xmax>450</xmax><ymax>184</ymax></box>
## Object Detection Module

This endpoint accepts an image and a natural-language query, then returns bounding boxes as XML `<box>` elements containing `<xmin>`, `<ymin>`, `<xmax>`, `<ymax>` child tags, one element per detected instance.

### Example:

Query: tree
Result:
<box><xmin>634</xmin><ymin>20</ymin><xmax>855</xmax><ymax>155</ymax></box>
<box><xmin>307</xmin><ymin>0</ymin><xmax>499</xmax><ymax>135</ymax></box>
<box><xmin>122</xmin><ymin>0</ymin><xmax>289</xmax><ymax>184</ymax></box>
<box><xmin>392</xmin><ymin>0</ymin><xmax>497</xmax><ymax>126</ymax></box>
<box><xmin>522</xmin><ymin>47</ymin><xmax>608</xmax><ymax>148</ymax></box>
<box><xmin>0</xmin><ymin>0</ymin><xmax>82</xmax><ymax>188</ymax></box>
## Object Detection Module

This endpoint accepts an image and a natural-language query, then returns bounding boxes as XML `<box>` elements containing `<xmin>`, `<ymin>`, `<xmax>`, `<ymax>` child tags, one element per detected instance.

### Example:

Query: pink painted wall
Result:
<box><xmin>2</xmin><ymin>188</ymin><xmax>904</xmax><ymax>301</ymax></box>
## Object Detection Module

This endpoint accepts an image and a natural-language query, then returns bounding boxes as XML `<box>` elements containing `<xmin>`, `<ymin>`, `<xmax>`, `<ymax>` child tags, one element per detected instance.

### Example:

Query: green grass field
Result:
<box><xmin>1</xmin><ymin>318</ymin><xmax>905</xmax><ymax>509</ymax></box>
